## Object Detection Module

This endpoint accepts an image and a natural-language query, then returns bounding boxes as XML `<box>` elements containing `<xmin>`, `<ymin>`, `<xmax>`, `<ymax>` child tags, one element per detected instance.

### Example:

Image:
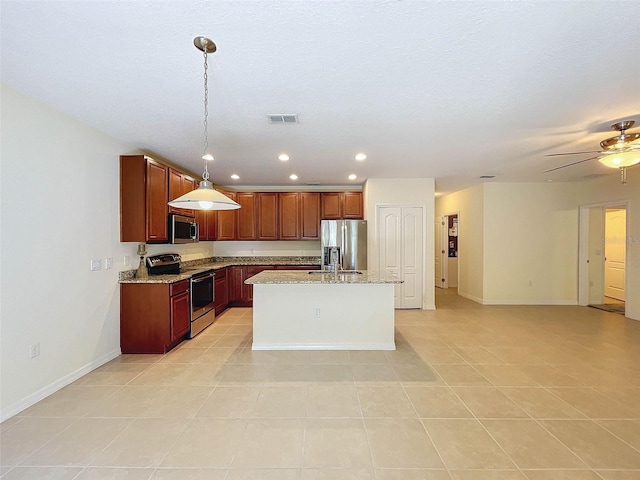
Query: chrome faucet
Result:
<box><xmin>329</xmin><ymin>247</ymin><xmax>341</xmax><ymax>272</ymax></box>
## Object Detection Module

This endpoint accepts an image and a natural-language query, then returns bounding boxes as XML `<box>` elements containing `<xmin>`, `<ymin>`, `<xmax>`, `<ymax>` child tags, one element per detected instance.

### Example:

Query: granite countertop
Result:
<box><xmin>245</xmin><ymin>270</ymin><xmax>403</xmax><ymax>285</ymax></box>
<box><xmin>119</xmin><ymin>256</ymin><xmax>321</xmax><ymax>284</ymax></box>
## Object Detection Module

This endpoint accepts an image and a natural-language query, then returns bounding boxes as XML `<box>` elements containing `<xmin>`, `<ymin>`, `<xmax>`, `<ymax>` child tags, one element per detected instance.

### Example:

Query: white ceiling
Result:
<box><xmin>2</xmin><ymin>0</ymin><xmax>639</xmax><ymax>194</ymax></box>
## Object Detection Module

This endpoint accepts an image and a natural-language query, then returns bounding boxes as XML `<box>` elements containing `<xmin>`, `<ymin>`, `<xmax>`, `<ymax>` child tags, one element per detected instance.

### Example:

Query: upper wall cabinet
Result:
<box><xmin>320</xmin><ymin>192</ymin><xmax>363</xmax><ymax>219</ymax></box>
<box><xmin>196</xmin><ymin>208</ymin><xmax>217</xmax><ymax>241</ymax></box>
<box><xmin>216</xmin><ymin>190</ymin><xmax>237</xmax><ymax>241</ymax></box>
<box><xmin>278</xmin><ymin>192</ymin><xmax>300</xmax><ymax>240</ymax></box>
<box><xmin>120</xmin><ymin>155</ymin><xmax>169</xmax><ymax>243</ymax></box>
<box><xmin>236</xmin><ymin>192</ymin><xmax>257</xmax><ymax>240</ymax></box>
<box><xmin>257</xmin><ymin>192</ymin><xmax>279</xmax><ymax>240</ymax></box>
<box><xmin>168</xmin><ymin>168</ymin><xmax>197</xmax><ymax>218</ymax></box>
<box><xmin>300</xmin><ymin>192</ymin><xmax>321</xmax><ymax>239</ymax></box>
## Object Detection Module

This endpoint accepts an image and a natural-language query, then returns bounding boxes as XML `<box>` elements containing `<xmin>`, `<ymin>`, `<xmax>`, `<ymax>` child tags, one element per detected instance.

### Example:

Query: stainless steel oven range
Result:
<box><xmin>146</xmin><ymin>253</ymin><xmax>216</xmax><ymax>338</ymax></box>
<box><xmin>188</xmin><ymin>269</ymin><xmax>215</xmax><ymax>338</ymax></box>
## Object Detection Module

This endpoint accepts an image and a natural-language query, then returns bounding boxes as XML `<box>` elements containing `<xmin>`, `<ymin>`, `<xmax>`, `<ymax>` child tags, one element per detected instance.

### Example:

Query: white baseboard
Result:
<box><xmin>252</xmin><ymin>343</ymin><xmax>396</xmax><ymax>351</ymax></box>
<box><xmin>0</xmin><ymin>348</ymin><xmax>121</xmax><ymax>423</ymax></box>
<box><xmin>481</xmin><ymin>299</ymin><xmax>577</xmax><ymax>306</ymax></box>
<box><xmin>457</xmin><ymin>291</ymin><xmax>484</xmax><ymax>304</ymax></box>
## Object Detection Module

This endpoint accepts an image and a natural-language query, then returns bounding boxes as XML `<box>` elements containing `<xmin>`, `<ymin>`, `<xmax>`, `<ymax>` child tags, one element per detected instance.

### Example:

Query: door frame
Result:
<box><xmin>440</xmin><ymin>211</ymin><xmax>460</xmax><ymax>290</ymax></box>
<box><xmin>578</xmin><ymin>200</ymin><xmax>628</xmax><ymax>311</ymax></box>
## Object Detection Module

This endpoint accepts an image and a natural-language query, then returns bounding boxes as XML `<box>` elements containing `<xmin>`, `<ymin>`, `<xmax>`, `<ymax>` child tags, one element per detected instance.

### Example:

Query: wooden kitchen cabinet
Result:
<box><xmin>120</xmin><ymin>280</ymin><xmax>190</xmax><ymax>354</ymax></box>
<box><xmin>216</xmin><ymin>191</ymin><xmax>237</xmax><ymax>240</ymax></box>
<box><xmin>170</xmin><ymin>280</ymin><xmax>191</xmax><ymax>341</ymax></box>
<box><xmin>196</xmin><ymin>209</ymin><xmax>217</xmax><ymax>241</ymax></box>
<box><xmin>320</xmin><ymin>192</ymin><xmax>342</xmax><ymax>219</ymax></box>
<box><xmin>120</xmin><ymin>155</ymin><xmax>169</xmax><ymax>243</ymax></box>
<box><xmin>214</xmin><ymin>267</ymin><xmax>229</xmax><ymax>315</ymax></box>
<box><xmin>228</xmin><ymin>265</ymin><xmax>276</xmax><ymax>306</ymax></box>
<box><xmin>320</xmin><ymin>192</ymin><xmax>363</xmax><ymax>219</ymax></box>
<box><xmin>300</xmin><ymin>192</ymin><xmax>320</xmax><ymax>239</ymax></box>
<box><xmin>257</xmin><ymin>192</ymin><xmax>279</xmax><ymax>240</ymax></box>
<box><xmin>343</xmin><ymin>192</ymin><xmax>363</xmax><ymax>218</ymax></box>
<box><xmin>236</xmin><ymin>192</ymin><xmax>257</xmax><ymax>240</ymax></box>
<box><xmin>168</xmin><ymin>168</ymin><xmax>197</xmax><ymax>217</ymax></box>
<box><xmin>279</xmin><ymin>192</ymin><xmax>300</xmax><ymax>240</ymax></box>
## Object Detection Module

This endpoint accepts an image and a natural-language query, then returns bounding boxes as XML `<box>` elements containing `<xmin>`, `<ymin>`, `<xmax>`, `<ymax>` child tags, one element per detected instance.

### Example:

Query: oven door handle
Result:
<box><xmin>191</xmin><ymin>273</ymin><xmax>215</xmax><ymax>283</ymax></box>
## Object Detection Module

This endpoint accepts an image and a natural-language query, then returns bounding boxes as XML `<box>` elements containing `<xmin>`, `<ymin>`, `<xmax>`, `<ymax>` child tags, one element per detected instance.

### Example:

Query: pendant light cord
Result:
<box><xmin>202</xmin><ymin>48</ymin><xmax>210</xmax><ymax>181</ymax></box>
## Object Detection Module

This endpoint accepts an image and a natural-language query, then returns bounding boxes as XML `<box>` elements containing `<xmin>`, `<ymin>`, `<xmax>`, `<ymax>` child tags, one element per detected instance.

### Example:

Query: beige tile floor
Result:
<box><xmin>2</xmin><ymin>289</ymin><xmax>640</xmax><ymax>479</ymax></box>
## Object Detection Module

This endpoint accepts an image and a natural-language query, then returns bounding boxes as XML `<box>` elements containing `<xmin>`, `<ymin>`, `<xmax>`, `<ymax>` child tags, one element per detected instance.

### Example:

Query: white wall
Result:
<box><xmin>577</xmin><ymin>168</ymin><xmax>640</xmax><ymax>320</ymax></box>
<box><xmin>364</xmin><ymin>178</ymin><xmax>435</xmax><ymax>310</ymax></box>
<box><xmin>0</xmin><ymin>85</ymin><xmax>216</xmax><ymax>420</ymax></box>
<box><xmin>436</xmin><ymin>185</ymin><xmax>484</xmax><ymax>302</ymax></box>
<box><xmin>482</xmin><ymin>182</ymin><xmax>583</xmax><ymax>305</ymax></box>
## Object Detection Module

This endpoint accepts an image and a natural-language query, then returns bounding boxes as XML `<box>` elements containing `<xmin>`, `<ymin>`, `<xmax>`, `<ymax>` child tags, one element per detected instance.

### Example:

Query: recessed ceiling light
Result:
<box><xmin>278</xmin><ymin>153</ymin><xmax>290</xmax><ymax>161</ymax></box>
<box><xmin>289</xmin><ymin>174</ymin><xmax>298</xmax><ymax>180</ymax></box>
<box><xmin>230</xmin><ymin>174</ymin><xmax>240</xmax><ymax>180</ymax></box>
<box><xmin>348</xmin><ymin>174</ymin><xmax>357</xmax><ymax>180</ymax></box>
<box><xmin>355</xmin><ymin>153</ymin><xmax>367</xmax><ymax>161</ymax></box>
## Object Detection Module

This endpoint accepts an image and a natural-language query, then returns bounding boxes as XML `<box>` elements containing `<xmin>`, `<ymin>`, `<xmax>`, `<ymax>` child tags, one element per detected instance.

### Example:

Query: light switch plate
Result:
<box><xmin>90</xmin><ymin>259</ymin><xmax>101</xmax><ymax>271</ymax></box>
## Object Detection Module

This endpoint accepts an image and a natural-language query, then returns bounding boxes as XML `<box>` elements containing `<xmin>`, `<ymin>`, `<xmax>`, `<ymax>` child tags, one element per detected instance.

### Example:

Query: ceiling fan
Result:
<box><xmin>543</xmin><ymin>120</ymin><xmax>640</xmax><ymax>184</ymax></box>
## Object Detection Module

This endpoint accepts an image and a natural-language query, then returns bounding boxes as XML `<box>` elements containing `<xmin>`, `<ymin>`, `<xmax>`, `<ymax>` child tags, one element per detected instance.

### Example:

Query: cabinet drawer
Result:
<box><xmin>170</xmin><ymin>280</ymin><xmax>190</xmax><ymax>296</ymax></box>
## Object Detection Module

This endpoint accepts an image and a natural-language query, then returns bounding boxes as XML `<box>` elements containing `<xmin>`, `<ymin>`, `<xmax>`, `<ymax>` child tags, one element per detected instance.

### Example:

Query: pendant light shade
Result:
<box><xmin>168</xmin><ymin>180</ymin><xmax>240</xmax><ymax>210</ymax></box>
<box><xmin>168</xmin><ymin>36</ymin><xmax>240</xmax><ymax>211</ymax></box>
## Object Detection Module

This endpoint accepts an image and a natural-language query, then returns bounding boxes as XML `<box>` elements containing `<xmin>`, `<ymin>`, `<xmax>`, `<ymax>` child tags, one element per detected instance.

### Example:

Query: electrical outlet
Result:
<box><xmin>313</xmin><ymin>307</ymin><xmax>320</xmax><ymax>318</ymax></box>
<box><xmin>30</xmin><ymin>342</ymin><xmax>40</xmax><ymax>358</ymax></box>
<box><xmin>123</xmin><ymin>255</ymin><xmax>130</xmax><ymax>266</ymax></box>
<box><xmin>90</xmin><ymin>259</ymin><xmax>101</xmax><ymax>271</ymax></box>
<box><xmin>105</xmin><ymin>257</ymin><xmax>113</xmax><ymax>269</ymax></box>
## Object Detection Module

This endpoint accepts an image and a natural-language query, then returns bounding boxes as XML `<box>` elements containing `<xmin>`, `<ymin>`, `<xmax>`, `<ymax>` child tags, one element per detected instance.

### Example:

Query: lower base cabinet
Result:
<box><xmin>120</xmin><ymin>280</ymin><xmax>190</xmax><ymax>354</ymax></box>
<box><xmin>226</xmin><ymin>265</ymin><xmax>320</xmax><ymax>308</ymax></box>
<box><xmin>214</xmin><ymin>268</ymin><xmax>229</xmax><ymax>315</ymax></box>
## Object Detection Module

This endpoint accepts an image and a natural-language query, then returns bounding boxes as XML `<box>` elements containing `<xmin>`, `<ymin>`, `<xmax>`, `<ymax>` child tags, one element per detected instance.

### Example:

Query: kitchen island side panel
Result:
<box><xmin>252</xmin><ymin>283</ymin><xmax>395</xmax><ymax>350</ymax></box>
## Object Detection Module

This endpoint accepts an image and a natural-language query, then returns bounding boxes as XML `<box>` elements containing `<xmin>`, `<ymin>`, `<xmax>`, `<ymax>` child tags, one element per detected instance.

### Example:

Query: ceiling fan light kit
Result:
<box><xmin>544</xmin><ymin>120</ymin><xmax>640</xmax><ymax>183</ymax></box>
<box><xmin>168</xmin><ymin>36</ymin><xmax>240</xmax><ymax>211</ymax></box>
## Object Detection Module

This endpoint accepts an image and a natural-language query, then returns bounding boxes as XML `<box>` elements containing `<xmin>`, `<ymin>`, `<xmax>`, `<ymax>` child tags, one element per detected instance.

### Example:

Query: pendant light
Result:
<box><xmin>168</xmin><ymin>36</ymin><xmax>240</xmax><ymax>211</ymax></box>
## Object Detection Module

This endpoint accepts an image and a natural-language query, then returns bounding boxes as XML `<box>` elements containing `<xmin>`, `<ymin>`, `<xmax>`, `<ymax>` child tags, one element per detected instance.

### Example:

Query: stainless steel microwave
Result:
<box><xmin>169</xmin><ymin>214</ymin><xmax>199</xmax><ymax>244</ymax></box>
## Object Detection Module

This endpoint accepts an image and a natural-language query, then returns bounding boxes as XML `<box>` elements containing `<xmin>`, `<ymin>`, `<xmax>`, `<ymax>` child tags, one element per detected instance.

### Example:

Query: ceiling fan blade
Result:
<box><xmin>544</xmin><ymin>150</ymin><xmax>602</xmax><ymax>157</ymax></box>
<box><xmin>543</xmin><ymin>156</ymin><xmax>599</xmax><ymax>173</ymax></box>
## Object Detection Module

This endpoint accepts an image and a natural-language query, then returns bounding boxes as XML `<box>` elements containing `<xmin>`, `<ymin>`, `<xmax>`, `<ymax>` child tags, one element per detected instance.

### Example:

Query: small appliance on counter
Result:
<box><xmin>146</xmin><ymin>253</ymin><xmax>183</xmax><ymax>275</ymax></box>
<box><xmin>146</xmin><ymin>253</ymin><xmax>216</xmax><ymax>338</ymax></box>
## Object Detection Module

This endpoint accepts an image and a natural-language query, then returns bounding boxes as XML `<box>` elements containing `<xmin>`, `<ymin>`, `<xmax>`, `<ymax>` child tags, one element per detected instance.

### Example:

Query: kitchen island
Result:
<box><xmin>246</xmin><ymin>270</ymin><xmax>402</xmax><ymax>350</ymax></box>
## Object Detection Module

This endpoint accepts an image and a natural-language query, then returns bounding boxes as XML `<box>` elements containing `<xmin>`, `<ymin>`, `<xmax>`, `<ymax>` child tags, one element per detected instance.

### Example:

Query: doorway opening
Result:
<box><xmin>579</xmin><ymin>203</ymin><xmax>627</xmax><ymax>316</ymax></box>
<box><xmin>435</xmin><ymin>213</ymin><xmax>459</xmax><ymax>292</ymax></box>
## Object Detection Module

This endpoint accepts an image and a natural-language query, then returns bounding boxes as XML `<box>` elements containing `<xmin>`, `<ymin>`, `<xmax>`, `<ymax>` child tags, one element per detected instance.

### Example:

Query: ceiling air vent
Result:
<box><xmin>267</xmin><ymin>114</ymin><xmax>299</xmax><ymax>124</ymax></box>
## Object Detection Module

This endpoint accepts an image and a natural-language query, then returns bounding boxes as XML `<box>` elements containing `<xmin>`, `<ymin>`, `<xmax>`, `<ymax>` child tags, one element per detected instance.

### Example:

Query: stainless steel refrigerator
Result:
<box><xmin>320</xmin><ymin>220</ymin><xmax>367</xmax><ymax>271</ymax></box>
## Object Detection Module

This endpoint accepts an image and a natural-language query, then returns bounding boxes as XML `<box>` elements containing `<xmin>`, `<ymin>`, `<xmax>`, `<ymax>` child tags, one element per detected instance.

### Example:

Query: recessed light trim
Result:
<box><xmin>230</xmin><ymin>174</ymin><xmax>240</xmax><ymax>180</ymax></box>
<box><xmin>289</xmin><ymin>174</ymin><xmax>298</xmax><ymax>180</ymax></box>
<box><xmin>278</xmin><ymin>153</ymin><xmax>290</xmax><ymax>161</ymax></box>
<box><xmin>355</xmin><ymin>153</ymin><xmax>367</xmax><ymax>161</ymax></box>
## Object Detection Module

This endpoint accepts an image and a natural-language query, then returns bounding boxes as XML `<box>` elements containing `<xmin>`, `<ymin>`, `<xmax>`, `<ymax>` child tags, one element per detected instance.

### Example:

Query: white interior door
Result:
<box><xmin>378</xmin><ymin>206</ymin><xmax>424</xmax><ymax>309</ymax></box>
<box><xmin>604</xmin><ymin>209</ymin><xmax>626</xmax><ymax>301</ymax></box>
<box><xmin>401</xmin><ymin>208</ymin><xmax>423</xmax><ymax>308</ymax></box>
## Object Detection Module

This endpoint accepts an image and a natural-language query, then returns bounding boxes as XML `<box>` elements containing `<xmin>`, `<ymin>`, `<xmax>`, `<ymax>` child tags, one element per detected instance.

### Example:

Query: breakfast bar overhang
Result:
<box><xmin>245</xmin><ymin>270</ymin><xmax>402</xmax><ymax>350</ymax></box>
